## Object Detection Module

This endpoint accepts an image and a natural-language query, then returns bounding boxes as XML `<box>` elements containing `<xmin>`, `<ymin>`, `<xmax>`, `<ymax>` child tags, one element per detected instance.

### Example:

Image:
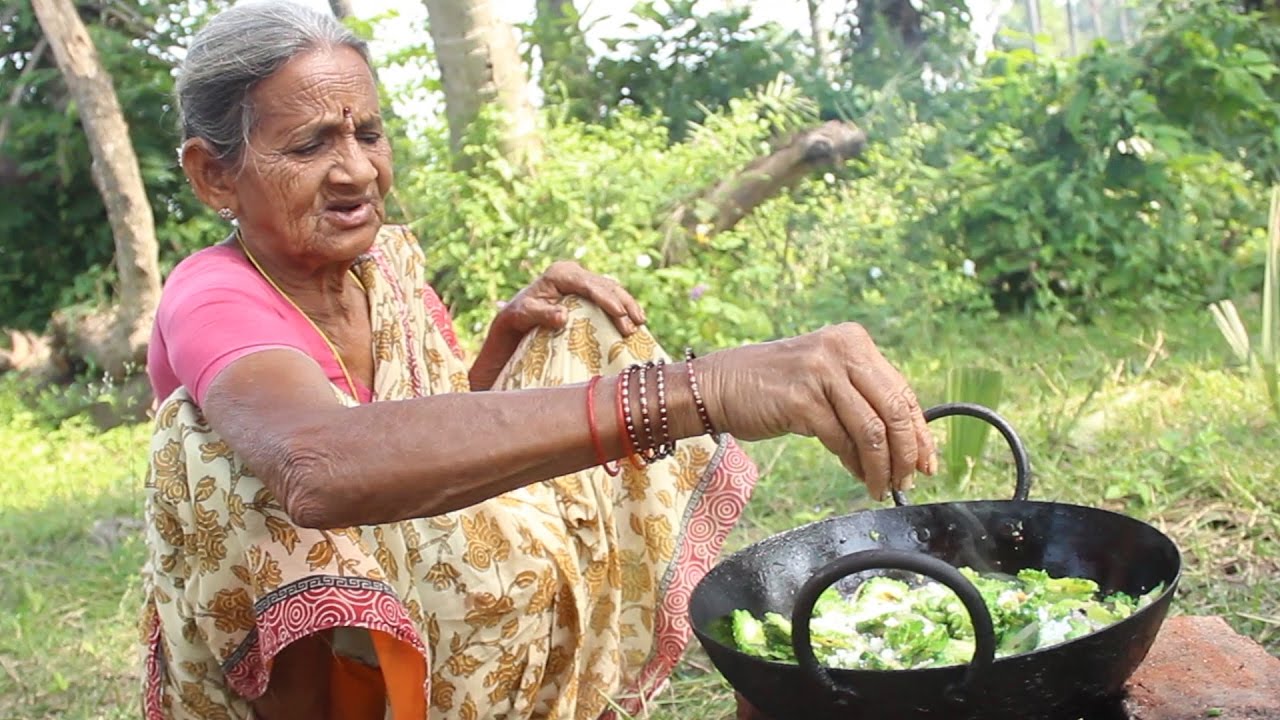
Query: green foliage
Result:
<box><xmin>0</xmin><ymin>2</ymin><xmax>226</xmax><ymax>330</ymax></box>
<box><xmin>943</xmin><ymin>367</ymin><xmax>1006</xmax><ymax>486</ymax></box>
<box><xmin>847</xmin><ymin>0</ymin><xmax>1280</xmax><ymax>318</ymax></box>
<box><xmin>592</xmin><ymin>1</ymin><xmax>809</xmax><ymax>140</ymax></box>
<box><xmin>836</xmin><ymin>0</ymin><xmax>977</xmax><ymax>98</ymax></box>
<box><xmin>396</xmin><ymin>79</ymin><xmax>990</xmax><ymax>351</ymax></box>
<box><xmin>1209</xmin><ymin>187</ymin><xmax>1280</xmax><ymax>421</ymax></box>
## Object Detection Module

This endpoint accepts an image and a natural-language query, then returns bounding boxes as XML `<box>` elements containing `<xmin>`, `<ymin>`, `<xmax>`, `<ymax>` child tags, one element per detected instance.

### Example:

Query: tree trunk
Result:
<box><xmin>857</xmin><ymin>0</ymin><xmax>924</xmax><ymax>54</ymax></box>
<box><xmin>423</xmin><ymin>0</ymin><xmax>541</xmax><ymax>169</ymax></box>
<box><xmin>1066</xmin><ymin>0</ymin><xmax>1078</xmax><ymax>55</ymax></box>
<box><xmin>328</xmin><ymin>0</ymin><xmax>355</xmax><ymax>18</ymax></box>
<box><xmin>806</xmin><ymin>0</ymin><xmax>829</xmax><ymax>82</ymax></box>
<box><xmin>31</xmin><ymin>0</ymin><xmax>161</xmax><ymax>380</ymax></box>
<box><xmin>664</xmin><ymin>120</ymin><xmax>868</xmax><ymax>261</ymax></box>
<box><xmin>1025</xmin><ymin>0</ymin><xmax>1042</xmax><ymax>53</ymax></box>
<box><xmin>1086</xmin><ymin>0</ymin><xmax>1104</xmax><ymax>41</ymax></box>
<box><xmin>533</xmin><ymin>0</ymin><xmax>593</xmax><ymax>112</ymax></box>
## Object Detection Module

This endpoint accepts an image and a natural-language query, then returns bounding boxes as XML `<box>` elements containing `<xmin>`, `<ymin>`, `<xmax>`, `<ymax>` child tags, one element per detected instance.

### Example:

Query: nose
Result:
<box><xmin>329</xmin><ymin>132</ymin><xmax>378</xmax><ymax>190</ymax></box>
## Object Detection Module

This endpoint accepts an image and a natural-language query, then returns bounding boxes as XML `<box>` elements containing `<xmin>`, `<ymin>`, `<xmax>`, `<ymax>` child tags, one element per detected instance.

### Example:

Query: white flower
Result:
<box><xmin>869</xmin><ymin>266</ymin><xmax>883</xmax><ymax>280</ymax></box>
<box><xmin>573</xmin><ymin>246</ymin><xmax>587</xmax><ymax>259</ymax></box>
<box><xmin>636</xmin><ymin>253</ymin><xmax>653</xmax><ymax>269</ymax></box>
<box><xmin>823</xmin><ymin>172</ymin><xmax>836</xmax><ymax>184</ymax></box>
<box><xmin>962</xmin><ymin>259</ymin><xmax>976</xmax><ymax>277</ymax></box>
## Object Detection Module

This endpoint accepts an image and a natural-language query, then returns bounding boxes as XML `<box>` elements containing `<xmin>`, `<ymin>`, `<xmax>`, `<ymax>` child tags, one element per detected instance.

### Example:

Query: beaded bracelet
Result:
<box><xmin>619</xmin><ymin>364</ymin><xmax>648</xmax><ymax>466</ymax></box>
<box><xmin>684</xmin><ymin>348</ymin><xmax>720</xmax><ymax>438</ymax></box>
<box><xmin>652</xmin><ymin>358</ymin><xmax>675</xmax><ymax>458</ymax></box>
<box><xmin>636</xmin><ymin>360</ymin><xmax>660</xmax><ymax>462</ymax></box>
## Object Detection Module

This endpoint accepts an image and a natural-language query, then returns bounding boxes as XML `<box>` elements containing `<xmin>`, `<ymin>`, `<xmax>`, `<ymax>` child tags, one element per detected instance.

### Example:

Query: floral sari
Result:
<box><xmin>139</xmin><ymin>225</ymin><xmax>759</xmax><ymax>719</ymax></box>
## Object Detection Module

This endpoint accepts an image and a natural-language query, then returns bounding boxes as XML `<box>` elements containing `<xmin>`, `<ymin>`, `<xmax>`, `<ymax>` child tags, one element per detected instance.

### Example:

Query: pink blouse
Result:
<box><xmin>147</xmin><ymin>244</ymin><xmax>374</xmax><ymax>406</ymax></box>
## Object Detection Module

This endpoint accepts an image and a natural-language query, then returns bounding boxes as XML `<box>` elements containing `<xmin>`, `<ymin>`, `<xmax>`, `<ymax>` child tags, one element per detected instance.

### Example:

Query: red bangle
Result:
<box><xmin>587</xmin><ymin>375</ymin><xmax>620</xmax><ymax>476</ymax></box>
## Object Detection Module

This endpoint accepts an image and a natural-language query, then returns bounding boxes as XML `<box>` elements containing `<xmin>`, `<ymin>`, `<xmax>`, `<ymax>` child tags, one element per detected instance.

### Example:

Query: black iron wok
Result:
<box><xmin>689</xmin><ymin>403</ymin><xmax>1181</xmax><ymax>720</ymax></box>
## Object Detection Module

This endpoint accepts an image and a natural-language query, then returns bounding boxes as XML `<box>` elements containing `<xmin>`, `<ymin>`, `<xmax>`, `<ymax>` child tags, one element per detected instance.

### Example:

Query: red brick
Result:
<box><xmin>1124</xmin><ymin>615</ymin><xmax>1280</xmax><ymax>720</ymax></box>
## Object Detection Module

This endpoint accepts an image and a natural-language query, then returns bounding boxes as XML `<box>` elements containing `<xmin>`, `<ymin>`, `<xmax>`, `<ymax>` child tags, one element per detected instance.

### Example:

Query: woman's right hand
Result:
<box><xmin>698</xmin><ymin>322</ymin><xmax>937</xmax><ymax>500</ymax></box>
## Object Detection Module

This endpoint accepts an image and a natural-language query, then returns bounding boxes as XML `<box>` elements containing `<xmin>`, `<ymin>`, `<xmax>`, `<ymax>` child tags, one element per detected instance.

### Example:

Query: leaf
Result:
<box><xmin>943</xmin><ymin>367</ymin><xmax>1006</xmax><ymax>488</ymax></box>
<box><xmin>1264</xmin><ymin>187</ymin><xmax>1280</xmax><ymax>422</ymax></box>
<box><xmin>231</xmin><ymin>565</ymin><xmax>252</xmax><ymax>585</ymax></box>
<box><xmin>305</xmin><ymin>539</ymin><xmax>336</xmax><ymax>570</ymax></box>
<box><xmin>193</xmin><ymin>476</ymin><xmax>217</xmax><ymax>503</ymax></box>
<box><xmin>1209</xmin><ymin>300</ymin><xmax>1251</xmax><ymax>365</ymax></box>
<box><xmin>264</xmin><ymin>516</ymin><xmax>299</xmax><ymax>554</ymax></box>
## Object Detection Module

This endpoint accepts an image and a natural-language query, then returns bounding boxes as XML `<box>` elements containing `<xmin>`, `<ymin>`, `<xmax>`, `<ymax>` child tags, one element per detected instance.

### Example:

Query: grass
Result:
<box><xmin>1</xmin><ymin>309</ymin><xmax>1277</xmax><ymax>719</ymax></box>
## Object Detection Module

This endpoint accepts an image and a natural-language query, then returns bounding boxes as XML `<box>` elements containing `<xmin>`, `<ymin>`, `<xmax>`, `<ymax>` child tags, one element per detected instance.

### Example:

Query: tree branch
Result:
<box><xmin>661</xmin><ymin>120</ymin><xmax>868</xmax><ymax>263</ymax></box>
<box><xmin>0</xmin><ymin>36</ymin><xmax>49</xmax><ymax>150</ymax></box>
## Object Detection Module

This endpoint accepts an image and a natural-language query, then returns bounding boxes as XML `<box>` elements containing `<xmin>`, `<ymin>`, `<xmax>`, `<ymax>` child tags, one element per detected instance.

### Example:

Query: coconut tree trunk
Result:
<box><xmin>30</xmin><ymin>0</ymin><xmax>161</xmax><ymax>379</ymax></box>
<box><xmin>424</xmin><ymin>0</ymin><xmax>542</xmax><ymax>169</ymax></box>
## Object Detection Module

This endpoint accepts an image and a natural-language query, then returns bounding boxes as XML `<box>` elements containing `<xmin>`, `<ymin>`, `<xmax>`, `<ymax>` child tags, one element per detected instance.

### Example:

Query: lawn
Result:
<box><xmin>1</xmin><ymin>309</ymin><xmax>1277</xmax><ymax>720</ymax></box>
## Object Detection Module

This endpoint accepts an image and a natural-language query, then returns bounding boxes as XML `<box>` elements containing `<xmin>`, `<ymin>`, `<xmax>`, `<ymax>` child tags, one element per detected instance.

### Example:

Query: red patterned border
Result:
<box><xmin>421</xmin><ymin>284</ymin><xmax>464</xmax><ymax>361</ymax></box>
<box><xmin>144</xmin><ymin>578</ymin><xmax>429</xmax><ymax>717</ymax></box>
<box><xmin>142</xmin><ymin>606</ymin><xmax>166</xmax><ymax>720</ymax></box>
<box><xmin>609</xmin><ymin>437</ymin><xmax>759</xmax><ymax>717</ymax></box>
<box><xmin>222</xmin><ymin>579</ymin><xmax>429</xmax><ymax>701</ymax></box>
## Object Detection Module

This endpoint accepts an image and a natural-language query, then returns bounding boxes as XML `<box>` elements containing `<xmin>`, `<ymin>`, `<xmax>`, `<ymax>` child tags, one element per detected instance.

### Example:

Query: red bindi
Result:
<box><xmin>342</xmin><ymin>107</ymin><xmax>353</xmax><ymax>119</ymax></box>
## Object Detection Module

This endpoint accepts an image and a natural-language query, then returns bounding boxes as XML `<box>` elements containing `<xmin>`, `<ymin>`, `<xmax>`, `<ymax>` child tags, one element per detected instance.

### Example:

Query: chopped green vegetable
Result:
<box><xmin>726</xmin><ymin>568</ymin><xmax>1165</xmax><ymax>670</ymax></box>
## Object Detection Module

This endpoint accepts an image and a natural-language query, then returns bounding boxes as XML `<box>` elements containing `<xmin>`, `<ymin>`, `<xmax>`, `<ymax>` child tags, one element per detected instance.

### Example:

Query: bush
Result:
<box><xmin>393</xmin><ymin>83</ymin><xmax>989</xmax><ymax>352</ymax></box>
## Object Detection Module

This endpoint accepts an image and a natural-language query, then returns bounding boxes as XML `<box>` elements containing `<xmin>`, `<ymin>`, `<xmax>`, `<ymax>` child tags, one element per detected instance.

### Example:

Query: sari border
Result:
<box><xmin>610</xmin><ymin>434</ymin><xmax>759</xmax><ymax>717</ymax></box>
<box><xmin>142</xmin><ymin>605</ymin><xmax>167</xmax><ymax>720</ymax></box>
<box><xmin>220</xmin><ymin>575</ymin><xmax>429</xmax><ymax>702</ymax></box>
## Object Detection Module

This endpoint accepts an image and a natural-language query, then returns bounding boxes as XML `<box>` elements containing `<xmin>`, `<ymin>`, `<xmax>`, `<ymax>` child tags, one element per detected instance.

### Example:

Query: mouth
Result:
<box><xmin>324</xmin><ymin>198</ymin><xmax>376</xmax><ymax>228</ymax></box>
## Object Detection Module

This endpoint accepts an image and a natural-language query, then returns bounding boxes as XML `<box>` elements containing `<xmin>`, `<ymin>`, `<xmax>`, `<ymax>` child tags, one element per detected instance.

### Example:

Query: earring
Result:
<box><xmin>217</xmin><ymin>207</ymin><xmax>235</xmax><ymax>221</ymax></box>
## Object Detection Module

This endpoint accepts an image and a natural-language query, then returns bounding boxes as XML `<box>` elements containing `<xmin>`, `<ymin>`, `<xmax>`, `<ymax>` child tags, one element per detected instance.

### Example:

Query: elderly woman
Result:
<box><xmin>138</xmin><ymin>2</ymin><xmax>936</xmax><ymax>719</ymax></box>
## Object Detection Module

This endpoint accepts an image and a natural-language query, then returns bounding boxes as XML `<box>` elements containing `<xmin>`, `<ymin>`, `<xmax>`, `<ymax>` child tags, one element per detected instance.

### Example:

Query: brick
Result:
<box><xmin>1124</xmin><ymin>615</ymin><xmax>1280</xmax><ymax>720</ymax></box>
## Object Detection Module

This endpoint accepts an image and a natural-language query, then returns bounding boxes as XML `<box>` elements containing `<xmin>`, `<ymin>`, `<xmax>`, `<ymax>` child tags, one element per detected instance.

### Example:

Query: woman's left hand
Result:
<box><xmin>469</xmin><ymin>261</ymin><xmax>646</xmax><ymax>390</ymax></box>
<box><xmin>498</xmin><ymin>261</ymin><xmax>646</xmax><ymax>337</ymax></box>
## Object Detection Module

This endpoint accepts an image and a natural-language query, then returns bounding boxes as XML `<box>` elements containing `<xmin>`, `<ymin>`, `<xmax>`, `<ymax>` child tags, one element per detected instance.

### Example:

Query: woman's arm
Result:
<box><xmin>201</xmin><ymin>348</ymin><xmax>707</xmax><ymax>528</ymax></box>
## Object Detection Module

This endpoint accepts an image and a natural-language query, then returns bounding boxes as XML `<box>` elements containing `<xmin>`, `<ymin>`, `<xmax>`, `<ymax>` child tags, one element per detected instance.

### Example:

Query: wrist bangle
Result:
<box><xmin>586</xmin><ymin>375</ymin><xmax>620</xmax><ymax>476</ymax></box>
<box><xmin>684</xmin><ymin>348</ymin><xmax>719</xmax><ymax>438</ymax></box>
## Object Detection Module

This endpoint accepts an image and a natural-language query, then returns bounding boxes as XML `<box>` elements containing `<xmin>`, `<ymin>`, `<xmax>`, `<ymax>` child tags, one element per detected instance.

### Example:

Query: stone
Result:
<box><xmin>1123</xmin><ymin>615</ymin><xmax>1280</xmax><ymax>720</ymax></box>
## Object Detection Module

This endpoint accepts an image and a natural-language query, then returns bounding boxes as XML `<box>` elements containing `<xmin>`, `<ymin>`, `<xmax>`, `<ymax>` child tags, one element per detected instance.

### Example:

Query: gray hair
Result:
<box><xmin>176</xmin><ymin>0</ymin><xmax>372</xmax><ymax>165</ymax></box>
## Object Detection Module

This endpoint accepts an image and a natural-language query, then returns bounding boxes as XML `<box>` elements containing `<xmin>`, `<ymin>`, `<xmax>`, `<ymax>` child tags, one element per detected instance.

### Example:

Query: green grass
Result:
<box><xmin>1</xmin><ymin>310</ymin><xmax>1277</xmax><ymax>720</ymax></box>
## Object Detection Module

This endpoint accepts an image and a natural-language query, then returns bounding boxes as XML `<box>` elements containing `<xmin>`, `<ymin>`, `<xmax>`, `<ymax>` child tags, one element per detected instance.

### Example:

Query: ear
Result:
<box><xmin>180</xmin><ymin>138</ymin><xmax>239</xmax><ymax>216</ymax></box>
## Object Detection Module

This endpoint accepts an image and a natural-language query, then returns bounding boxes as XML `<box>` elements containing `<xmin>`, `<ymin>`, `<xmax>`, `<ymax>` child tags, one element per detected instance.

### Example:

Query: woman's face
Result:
<box><xmin>231</xmin><ymin>45</ymin><xmax>393</xmax><ymax>270</ymax></box>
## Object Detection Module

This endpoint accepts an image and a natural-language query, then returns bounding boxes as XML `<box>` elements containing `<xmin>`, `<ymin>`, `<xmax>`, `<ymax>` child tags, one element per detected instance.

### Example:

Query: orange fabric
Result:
<box><xmin>372</xmin><ymin>630</ymin><xmax>428</xmax><ymax>720</ymax></box>
<box><xmin>329</xmin><ymin>654</ymin><xmax>386</xmax><ymax>720</ymax></box>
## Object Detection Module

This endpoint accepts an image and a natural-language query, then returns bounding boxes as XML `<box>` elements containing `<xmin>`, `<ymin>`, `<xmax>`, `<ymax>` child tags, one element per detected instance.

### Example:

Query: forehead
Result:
<box><xmin>250</xmin><ymin>46</ymin><xmax>378</xmax><ymax>123</ymax></box>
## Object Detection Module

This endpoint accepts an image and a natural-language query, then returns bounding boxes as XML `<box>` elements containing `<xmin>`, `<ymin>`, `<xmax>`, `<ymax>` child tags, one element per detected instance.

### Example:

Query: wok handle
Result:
<box><xmin>892</xmin><ymin>402</ymin><xmax>1032</xmax><ymax>506</ymax></box>
<box><xmin>790</xmin><ymin>549</ymin><xmax>998</xmax><ymax>712</ymax></box>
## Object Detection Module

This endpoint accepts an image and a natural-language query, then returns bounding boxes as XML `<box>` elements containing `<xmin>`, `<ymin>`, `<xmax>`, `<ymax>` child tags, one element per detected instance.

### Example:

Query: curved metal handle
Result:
<box><xmin>790</xmin><ymin>549</ymin><xmax>997</xmax><ymax>712</ymax></box>
<box><xmin>892</xmin><ymin>402</ymin><xmax>1032</xmax><ymax>506</ymax></box>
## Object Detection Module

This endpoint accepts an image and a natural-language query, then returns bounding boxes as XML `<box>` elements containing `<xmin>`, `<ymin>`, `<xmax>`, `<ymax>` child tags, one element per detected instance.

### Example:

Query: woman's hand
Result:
<box><xmin>697</xmin><ymin>323</ymin><xmax>937</xmax><ymax>501</ymax></box>
<box><xmin>469</xmin><ymin>261</ymin><xmax>646</xmax><ymax>391</ymax></box>
<box><xmin>498</xmin><ymin>261</ymin><xmax>646</xmax><ymax>338</ymax></box>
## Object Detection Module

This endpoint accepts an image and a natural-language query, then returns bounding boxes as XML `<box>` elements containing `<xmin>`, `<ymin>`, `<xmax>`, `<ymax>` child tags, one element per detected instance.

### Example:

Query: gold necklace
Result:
<box><xmin>236</xmin><ymin>231</ymin><xmax>363</xmax><ymax>403</ymax></box>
